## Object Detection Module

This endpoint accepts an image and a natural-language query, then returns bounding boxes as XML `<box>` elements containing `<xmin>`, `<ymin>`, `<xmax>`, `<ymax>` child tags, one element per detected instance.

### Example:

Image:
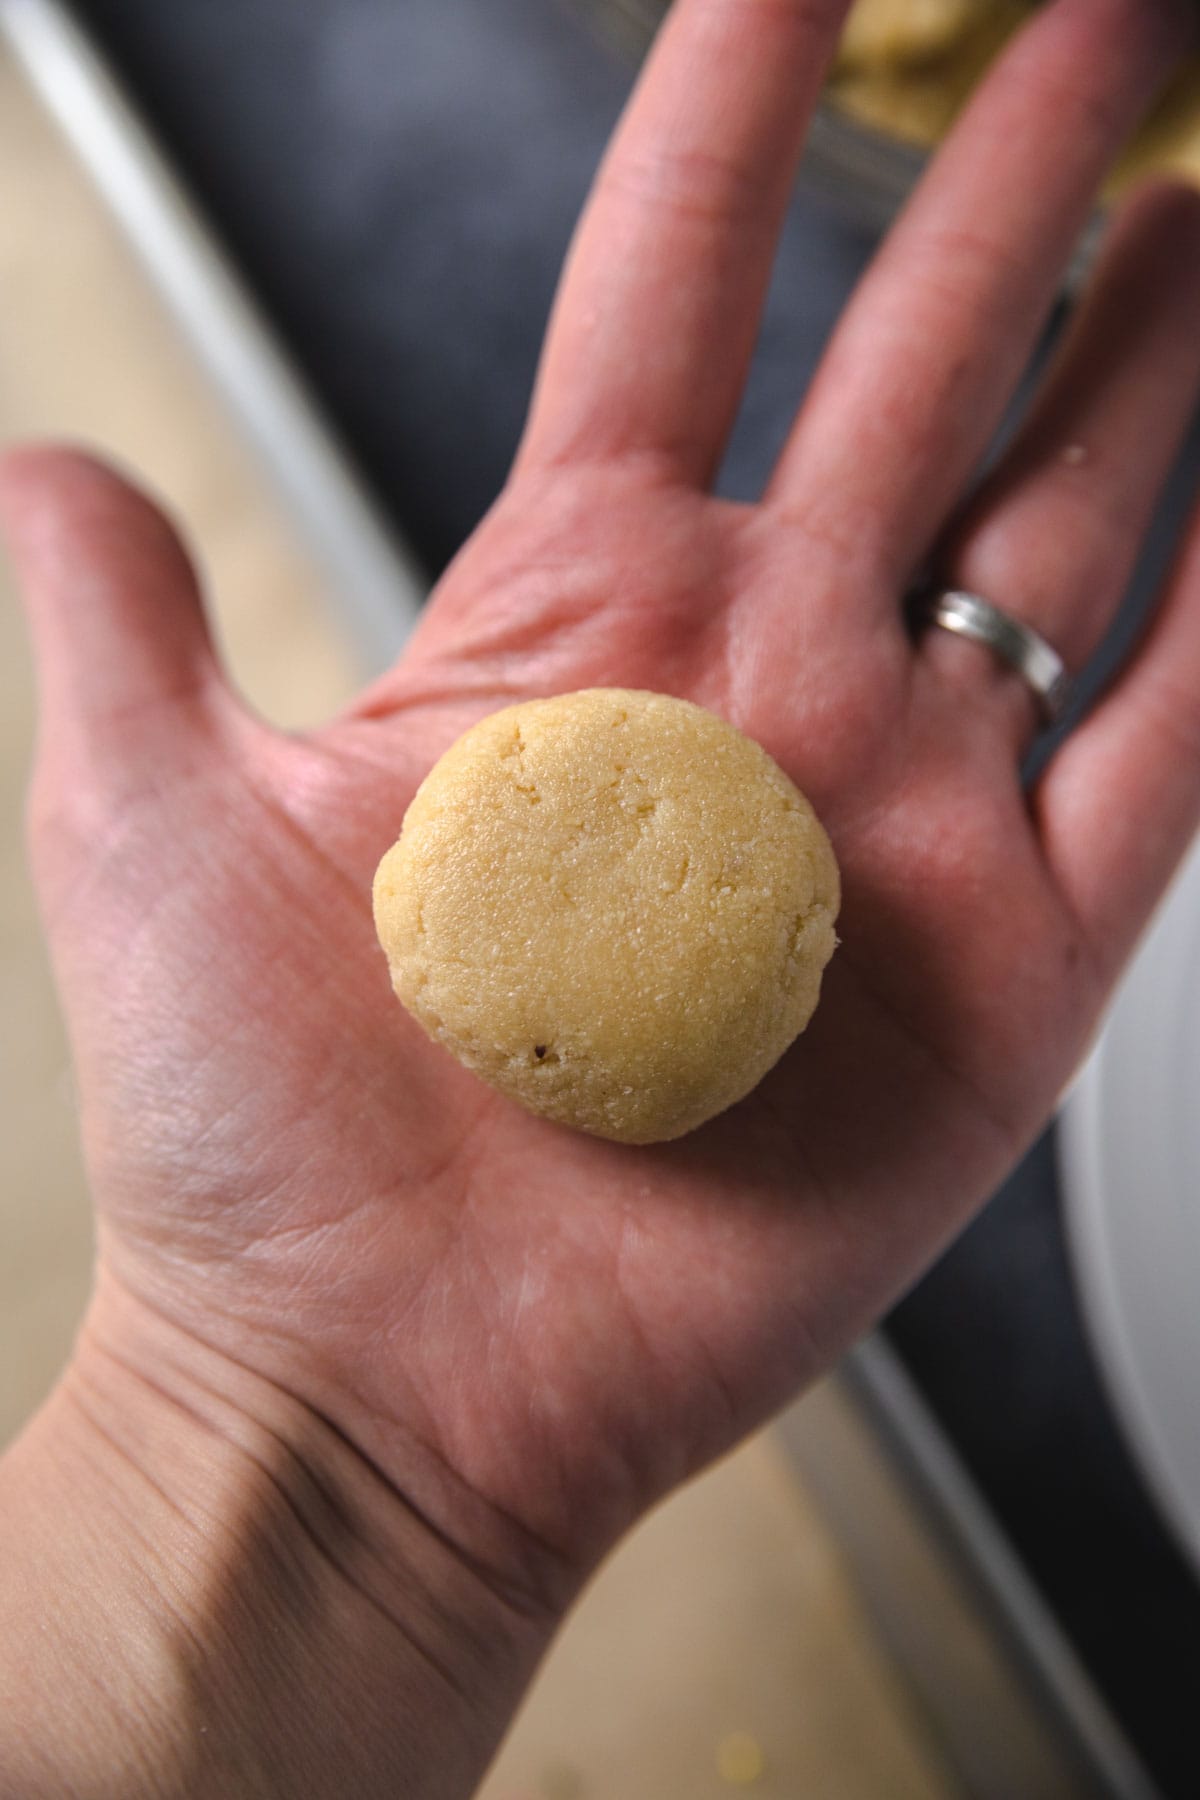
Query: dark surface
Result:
<box><xmin>61</xmin><ymin>1</ymin><xmax>1200</xmax><ymax>1791</ymax></box>
<box><xmin>65</xmin><ymin>0</ymin><xmax>870</xmax><ymax>576</ymax></box>
<box><xmin>889</xmin><ymin>1135</ymin><xmax>1200</xmax><ymax>1798</ymax></box>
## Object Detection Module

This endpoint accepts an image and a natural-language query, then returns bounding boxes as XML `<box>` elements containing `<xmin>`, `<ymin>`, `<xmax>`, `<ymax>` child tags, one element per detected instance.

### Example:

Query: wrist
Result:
<box><xmin>0</xmin><ymin>1277</ymin><xmax>562</xmax><ymax>1800</ymax></box>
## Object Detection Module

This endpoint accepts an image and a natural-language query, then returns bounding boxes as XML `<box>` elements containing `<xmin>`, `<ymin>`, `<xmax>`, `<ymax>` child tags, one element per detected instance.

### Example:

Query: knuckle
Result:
<box><xmin>607</xmin><ymin>140</ymin><xmax>776</xmax><ymax>235</ymax></box>
<box><xmin>897</xmin><ymin>223</ymin><xmax>1026</xmax><ymax>325</ymax></box>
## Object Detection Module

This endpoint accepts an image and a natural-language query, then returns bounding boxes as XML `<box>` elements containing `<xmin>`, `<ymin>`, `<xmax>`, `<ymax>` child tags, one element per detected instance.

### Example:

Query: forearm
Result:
<box><xmin>0</xmin><ymin>1288</ymin><xmax>558</xmax><ymax>1800</ymax></box>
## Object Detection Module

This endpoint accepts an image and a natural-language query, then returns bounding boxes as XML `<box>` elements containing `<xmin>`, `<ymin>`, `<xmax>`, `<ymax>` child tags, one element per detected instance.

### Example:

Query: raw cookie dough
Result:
<box><xmin>373</xmin><ymin>689</ymin><xmax>840</xmax><ymax>1145</ymax></box>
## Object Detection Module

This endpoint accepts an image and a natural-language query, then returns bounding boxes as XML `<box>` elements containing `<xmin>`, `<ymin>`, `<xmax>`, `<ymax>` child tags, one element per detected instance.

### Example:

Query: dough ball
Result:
<box><xmin>372</xmin><ymin>689</ymin><xmax>840</xmax><ymax>1145</ymax></box>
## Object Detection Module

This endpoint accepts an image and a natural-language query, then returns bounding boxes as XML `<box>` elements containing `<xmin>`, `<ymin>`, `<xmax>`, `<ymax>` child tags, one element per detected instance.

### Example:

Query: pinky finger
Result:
<box><xmin>1037</xmin><ymin>503</ymin><xmax>1200</xmax><ymax>979</ymax></box>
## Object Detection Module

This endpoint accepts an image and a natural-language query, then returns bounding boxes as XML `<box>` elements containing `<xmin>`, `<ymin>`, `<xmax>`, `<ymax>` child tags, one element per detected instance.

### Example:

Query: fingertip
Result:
<box><xmin>0</xmin><ymin>441</ymin><xmax>134</xmax><ymax>522</ymax></box>
<box><xmin>1107</xmin><ymin>172</ymin><xmax>1200</xmax><ymax>250</ymax></box>
<box><xmin>0</xmin><ymin>441</ymin><xmax>183</xmax><ymax>552</ymax></box>
<box><xmin>0</xmin><ymin>441</ymin><xmax>232</xmax><ymax>770</ymax></box>
<box><xmin>1076</xmin><ymin>173</ymin><xmax>1200</xmax><ymax>344</ymax></box>
<box><xmin>1088</xmin><ymin>0</ymin><xmax>1199</xmax><ymax>62</ymax></box>
<box><xmin>0</xmin><ymin>441</ymin><xmax>209</xmax><ymax>618</ymax></box>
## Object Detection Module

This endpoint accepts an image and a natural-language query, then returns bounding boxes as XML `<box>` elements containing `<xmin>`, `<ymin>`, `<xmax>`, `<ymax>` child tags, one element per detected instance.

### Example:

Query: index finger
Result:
<box><xmin>517</xmin><ymin>0</ymin><xmax>853</xmax><ymax>487</ymax></box>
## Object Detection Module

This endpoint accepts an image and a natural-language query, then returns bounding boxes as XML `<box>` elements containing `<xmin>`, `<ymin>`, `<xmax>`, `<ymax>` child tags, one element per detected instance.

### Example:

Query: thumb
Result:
<box><xmin>0</xmin><ymin>445</ymin><xmax>235</xmax><ymax>799</ymax></box>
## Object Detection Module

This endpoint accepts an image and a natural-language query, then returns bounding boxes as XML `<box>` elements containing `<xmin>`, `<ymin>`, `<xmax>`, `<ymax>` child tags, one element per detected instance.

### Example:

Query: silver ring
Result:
<box><xmin>915</xmin><ymin>589</ymin><xmax>1074</xmax><ymax>725</ymax></box>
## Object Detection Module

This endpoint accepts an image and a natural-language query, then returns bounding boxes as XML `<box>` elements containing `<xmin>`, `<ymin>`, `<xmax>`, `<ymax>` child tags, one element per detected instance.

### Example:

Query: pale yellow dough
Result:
<box><xmin>373</xmin><ymin>690</ymin><xmax>840</xmax><ymax>1145</ymax></box>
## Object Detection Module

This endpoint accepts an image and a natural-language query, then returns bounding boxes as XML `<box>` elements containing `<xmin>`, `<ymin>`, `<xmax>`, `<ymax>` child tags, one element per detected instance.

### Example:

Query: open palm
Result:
<box><xmin>10</xmin><ymin>0</ymin><xmax>1200</xmax><ymax>1590</ymax></box>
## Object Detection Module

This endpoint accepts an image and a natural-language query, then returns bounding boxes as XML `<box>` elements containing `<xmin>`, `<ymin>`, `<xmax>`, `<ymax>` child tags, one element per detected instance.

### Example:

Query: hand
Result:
<box><xmin>5</xmin><ymin>0</ymin><xmax>1200</xmax><ymax>1793</ymax></box>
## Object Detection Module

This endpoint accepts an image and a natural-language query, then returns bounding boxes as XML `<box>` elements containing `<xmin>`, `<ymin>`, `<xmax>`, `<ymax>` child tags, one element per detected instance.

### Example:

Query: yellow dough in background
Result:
<box><xmin>828</xmin><ymin>0</ymin><xmax>1200</xmax><ymax>190</ymax></box>
<box><xmin>373</xmin><ymin>690</ymin><xmax>840</xmax><ymax>1145</ymax></box>
<box><xmin>837</xmin><ymin>0</ymin><xmax>1009</xmax><ymax>72</ymax></box>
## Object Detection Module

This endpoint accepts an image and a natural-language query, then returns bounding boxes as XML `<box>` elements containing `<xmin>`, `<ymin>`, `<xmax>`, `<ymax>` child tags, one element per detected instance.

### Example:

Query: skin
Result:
<box><xmin>5</xmin><ymin>0</ymin><xmax>1200</xmax><ymax>1793</ymax></box>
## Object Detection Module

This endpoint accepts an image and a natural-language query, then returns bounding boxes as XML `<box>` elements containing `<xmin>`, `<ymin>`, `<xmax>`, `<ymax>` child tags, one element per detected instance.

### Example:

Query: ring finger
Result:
<box><xmin>913</xmin><ymin>179</ymin><xmax>1200</xmax><ymax>751</ymax></box>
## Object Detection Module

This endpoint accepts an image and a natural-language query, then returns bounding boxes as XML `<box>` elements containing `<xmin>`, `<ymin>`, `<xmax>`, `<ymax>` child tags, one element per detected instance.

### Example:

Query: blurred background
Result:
<box><xmin>3</xmin><ymin>3</ymin><xmax>1200</xmax><ymax>1796</ymax></box>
